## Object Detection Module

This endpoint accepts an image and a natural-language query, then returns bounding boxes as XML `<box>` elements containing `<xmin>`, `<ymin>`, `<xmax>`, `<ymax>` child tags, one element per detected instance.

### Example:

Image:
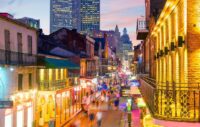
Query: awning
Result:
<box><xmin>44</xmin><ymin>58</ymin><xmax>80</xmax><ymax>70</ymax></box>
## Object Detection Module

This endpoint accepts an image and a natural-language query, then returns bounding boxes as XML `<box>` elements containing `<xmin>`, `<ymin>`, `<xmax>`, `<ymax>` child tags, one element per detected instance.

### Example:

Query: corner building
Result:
<box><xmin>140</xmin><ymin>0</ymin><xmax>200</xmax><ymax>122</ymax></box>
<box><xmin>0</xmin><ymin>15</ymin><xmax>38</xmax><ymax>127</ymax></box>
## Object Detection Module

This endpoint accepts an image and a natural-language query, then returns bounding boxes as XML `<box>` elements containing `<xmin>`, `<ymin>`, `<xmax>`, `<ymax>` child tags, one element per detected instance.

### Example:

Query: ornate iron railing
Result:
<box><xmin>139</xmin><ymin>76</ymin><xmax>200</xmax><ymax>122</ymax></box>
<box><xmin>39</xmin><ymin>79</ymin><xmax>67</xmax><ymax>91</ymax></box>
<box><xmin>100</xmin><ymin>58</ymin><xmax>118</xmax><ymax>66</ymax></box>
<box><xmin>86</xmin><ymin>71</ymin><xmax>96</xmax><ymax>77</ymax></box>
<box><xmin>0</xmin><ymin>49</ymin><xmax>37</xmax><ymax>66</ymax></box>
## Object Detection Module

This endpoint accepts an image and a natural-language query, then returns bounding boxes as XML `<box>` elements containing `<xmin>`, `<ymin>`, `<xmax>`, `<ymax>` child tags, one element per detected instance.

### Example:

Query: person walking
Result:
<box><xmin>100</xmin><ymin>93</ymin><xmax>105</xmax><ymax>103</ymax></box>
<box><xmin>96</xmin><ymin>111</ymin><xmax>103</xmax><ymax>127</ymax></box>
<box><xmin>88</xmin><ymin>112</ymin><xmax>95</xmax><ymax>127</ymax></box>
<box><xmin>88</xmin><ymin>101</ymin><xmax>96</xmax><ymax>127</ymax></box>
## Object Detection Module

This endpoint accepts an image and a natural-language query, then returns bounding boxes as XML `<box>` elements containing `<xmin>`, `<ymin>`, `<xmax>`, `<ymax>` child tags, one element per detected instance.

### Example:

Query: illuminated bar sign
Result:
<box><xmin>0</xmin><ymin>100</ymin><xmax>13</xmax><ymax>108</ymax></box>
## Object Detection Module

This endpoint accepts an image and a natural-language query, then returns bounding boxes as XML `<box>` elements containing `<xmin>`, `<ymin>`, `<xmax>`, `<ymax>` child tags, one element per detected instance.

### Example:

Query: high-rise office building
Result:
<box><xmin>50</xmin><ymin>0</ymin><xmax>80</xmax><ymax>33</ymax></box>
<box><xmin>72</xmin><ymin>0</ymin><xmax>81</xmax><ymax>31</ymax></box>
<box><xmin>50</xmin><ymin>0</ymin><xmax>100</xmax><ymax>34</ymax></box>
<box><xmin>80</xmin><ymin>0</ymin><xmax>100</xmax><ymax>34</ymax></box>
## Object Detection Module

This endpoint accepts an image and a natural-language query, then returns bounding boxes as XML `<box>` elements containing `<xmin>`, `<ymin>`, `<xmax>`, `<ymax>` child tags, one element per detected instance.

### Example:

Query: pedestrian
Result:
<box><xmin>87</xmin><ymin>100</ymin><xmax>95</xmax><ymax>127</ymax></box>
<box><xmin>96</xmin><ymin>111</ymin><xmax>103</xmax><ymax>127</ymax></box>
<box><xmin>86</xmin><ymin>93</ymin><xmax>91</xmax><ymax>108</ymax></box>
<box><xmin>114</xmin><ymin>98</ymin><xmax>119</xmax><ymax>110</ymax></box>
<box><xmin>100</xmin><ymin>93</ymin><xmax>105</xmax><ymax>103</ymax></box>
<box><xmin>82</xmin><ymin>94</ymin><xmax>87</xmax><ymax>112</ymax></box>
<box><xmin>88</xmin><ymin>112</ymin><xmax>95</xmax><ymax>127</ymax></box>
<box><xmin>105</xmin><ymin>94</ymin><xmax>109</xmax><ymax>103</ymax></box>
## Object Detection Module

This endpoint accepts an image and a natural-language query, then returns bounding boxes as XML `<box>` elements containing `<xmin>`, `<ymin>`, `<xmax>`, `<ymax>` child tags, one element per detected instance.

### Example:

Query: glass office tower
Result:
<box><xmin>80</xmin><ymin>0</ymin><xmax>100</xmax><ymax>34</ymax></box>
<box><xmin>50</xmin><ymin>0</ymin><xmax>81</xmax><ymax>33</ymax></box>
<box><xmin>50</xmin><ymin>0</ymin><xmax>100</xmax><ymax>34</ymax></box>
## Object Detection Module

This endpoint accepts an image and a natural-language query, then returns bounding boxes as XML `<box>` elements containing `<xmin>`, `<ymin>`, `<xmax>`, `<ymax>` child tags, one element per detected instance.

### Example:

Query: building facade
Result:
<box><xmin>120</xmin><ymin>28</ymin><xmax>133</xmax><ymax>70</ymax></box>
<box><xmin>80</xmin><ymin>0</ymin><xmax>100</xmax><ymax>34</ymax></box>
<box><xmin>140</xmin><ymin>0</ymin><xmax>200</xmax><ymax>122</ymax></box>
<box><xmin>38</xmin><ymin>27</ymin><xmax>98</xmax><ymax>98</ymax></box>
<box><xmin>36</xmin><ymin>56</ymin><xmax>81</xmax><ymax>127</ymax></box>
<box><xmin>0</xmin><ymin>15</ymin><xmax>38</xmax><ymax>127</ymax></box>
<box><xmin>50</xmin><ymin>0</ymin><xmax>81</xmax><ymax>33</ymax></box>
<box><xmin>92</xmin><ymin>26</ymin><xmax>121</xmax><ymax>53</ymax></box>
<box><xmin>136</xmin><ymin>0</ymin><xmax>166</xmax><ymax>73</ymax></box>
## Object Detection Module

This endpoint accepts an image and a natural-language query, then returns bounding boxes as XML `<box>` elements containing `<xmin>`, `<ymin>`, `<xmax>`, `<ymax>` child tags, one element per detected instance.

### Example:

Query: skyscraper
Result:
<box><xmin>50</xmin><ymin>0</ymin><xmax>80</xmax><ymax>33</ymax></box>
<box><xmin>50</xmin><ymin>0</ymin><xmax>100</xmax><ymax>34</ymax></box>
<box><xmin>80</xmin><ymin>0</ymin><xmax>100</xmax><ymax>34</ymax></box>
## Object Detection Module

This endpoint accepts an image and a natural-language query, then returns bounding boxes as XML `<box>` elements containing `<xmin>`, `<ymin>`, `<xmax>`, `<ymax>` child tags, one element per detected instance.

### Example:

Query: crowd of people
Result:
<box><xmin>70</xmin><ymin>82</ymin><xmax>121</xmax><ymax>127</ymax></box>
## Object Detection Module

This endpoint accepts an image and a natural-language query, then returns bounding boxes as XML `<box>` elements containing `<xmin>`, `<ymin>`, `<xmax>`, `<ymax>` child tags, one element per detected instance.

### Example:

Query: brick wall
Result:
<box><xmin>187</xmin><ymin>0</ymin><xmax>200</xmax><ymax>84</ymax></box>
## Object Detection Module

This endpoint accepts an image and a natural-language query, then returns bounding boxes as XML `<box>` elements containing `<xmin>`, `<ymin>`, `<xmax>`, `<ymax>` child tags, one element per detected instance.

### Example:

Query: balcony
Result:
<box><xmin>99</xmin><ymin>59</ymin><xmax>117</xmax><ymax>75</ymax></box>
<box><xmin>38</xmin><ymin>80</ymin><xmax>67</xmax><ymax>91</ymax></box>
<box><xmin>86</xmin><ymin>71</ymin><xmax>97</xmax><ymax>77</ymax></box>
<box><xmin>136</xmin><ymin>18</ymin><xmax>149</xmax><ymax>40</ymax></box>
<box><xmin>0</xmin><ymin>49</ymin><xmax>37</xmax><ymax>66</ymax></box>
<box><xmin>100</xmin><ymin>58</ymin><xmax>118</xmax><ymax>66</ymax></box>
<box><xmin>139</xmin><ymin>76</ymin><xmax>200</xmax><ymax>122</ymax></box>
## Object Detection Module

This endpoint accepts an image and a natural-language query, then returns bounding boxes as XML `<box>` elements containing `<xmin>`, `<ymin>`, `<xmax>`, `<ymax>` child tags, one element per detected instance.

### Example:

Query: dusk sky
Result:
<box><xmin>0</xmin><ymin>0</ymin><xmax>145</xmax><ymax>45</ymax></box>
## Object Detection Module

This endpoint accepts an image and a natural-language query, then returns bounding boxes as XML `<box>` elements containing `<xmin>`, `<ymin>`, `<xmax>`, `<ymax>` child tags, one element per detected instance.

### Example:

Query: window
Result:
<box><xmin>4</xmin><ymin>30</ymin><xmax>11</xmax><ymax>64</ymax></box>
<box><xmin>17</xmin><ymin>33</ymin><xmax>23</xmax><ymax>52</ymax></box>
<box><xmin>29</xmin><ymin>73</ymin><xmax>32</xmax><ymax>89</ymax></box>
<box><xmin>4</xmin><ymin>30</ymin><xmax>10</xmax><ymax>50</ymax></box>
<box><xmin>17</xmin><ymin>33</ymin><xmax>23</xmax><ymax>64</ymax></box>
<box><xmin>18</xmin><ymin>74</ymin><xmax>23</xmax><ymax>91</ymax></box>
<box><xmin>28</xmin><ymin>35</ymin><xmax>32</xmax><ymax>55</ymax></box>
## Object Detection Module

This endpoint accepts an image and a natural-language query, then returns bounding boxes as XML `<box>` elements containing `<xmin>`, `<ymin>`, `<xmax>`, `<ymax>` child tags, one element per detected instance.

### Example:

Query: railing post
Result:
<box><xmin>172</xmin><ymin>81</ymin><xmax>176</xmax><ymax>100</ymax></box>
<box><xmin>172</xmin><ymin>81</ymin><xmax>177</xmax><ymax>117</ymax></box>
<box><xmin>166</xmin><ymin>81</ymin><xmax>169</xmax><ymax>91</ymax></box>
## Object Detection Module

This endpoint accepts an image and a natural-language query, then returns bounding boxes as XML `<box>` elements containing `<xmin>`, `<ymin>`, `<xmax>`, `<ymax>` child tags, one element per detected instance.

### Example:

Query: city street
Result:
<box><xmin>64</xmin><ymin>102</ymin><xmax>123</xmax><ymax>127</ymax></box>
<box><xmin>1</xmin><ymin>0</ymin><xmax>200</xmax><ymax>127</ymax></box>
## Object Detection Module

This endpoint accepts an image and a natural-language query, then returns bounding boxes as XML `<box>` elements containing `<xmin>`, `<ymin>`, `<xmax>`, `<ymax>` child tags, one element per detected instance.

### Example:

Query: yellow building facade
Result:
<box><xmin>141</xmin><ymin>0</ymin><xmax>200</xmax><ymax>121</ymax></box>
<box><xmin>151</xmin><ymin>0</ymin><xmax>200</xmax><ymax>86</ymax></box>
<box><xmin>36</xmin><ymin>57</ymin><xmax>82</xmax><ymax>127</ymax></box>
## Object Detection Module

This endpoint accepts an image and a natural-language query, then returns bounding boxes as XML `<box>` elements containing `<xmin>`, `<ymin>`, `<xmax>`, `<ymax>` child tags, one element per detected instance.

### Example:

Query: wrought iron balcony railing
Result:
<box><xmin>139</xmin><ymin>76</ymin><xmax>200</xmax><ymax>122</ymax></box>
<box><xmin>136</xmin><ymin>18</ymin><xmax>149</xmax><ymax>40</ymax></box>
<box><xmin>86</xmin><ymin>71</ymin><xmax>97</xmax><ymax>77</ymax></box>
<box><xmin>100</xmin><ymin>58</ymin><xmax>118</xmax><ymax>66</ymax></box>
<box><xmin>0</xmin><ymin>49</ymin><xmax>37</xmax><ymax>66</ymax></box>
<box><xmin>39</xmin><ymin>79</ymin><xmax>67</xmax><ymax>91</ymax></box>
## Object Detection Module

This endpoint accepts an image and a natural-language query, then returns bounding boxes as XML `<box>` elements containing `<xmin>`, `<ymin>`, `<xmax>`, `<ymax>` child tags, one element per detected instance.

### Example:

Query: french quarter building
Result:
<box><xmin>139</xmin><ymin>0</ymin><xmax>200</xmax><ymax>122</ymax></box>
